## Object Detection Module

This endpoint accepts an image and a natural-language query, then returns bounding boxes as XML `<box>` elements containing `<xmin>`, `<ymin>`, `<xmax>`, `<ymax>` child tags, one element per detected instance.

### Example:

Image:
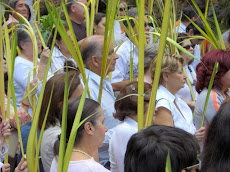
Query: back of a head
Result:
<box><xmin>38</xmin><ymin>71</ymin><xmax>81</xmax><ymax>130</ymax></box>
<box><xmin>186</xmin><ymin>20</ymin><xmax>205</xmax><ymax>35</ymax></box>
<box><xmin>124</xmin><ymin>125</ymin><xmax>199</xmax><ymax>172</ymax></box>
<box><xmin>80</xmin><ymin>36</ymin><xmax>103</xmax><ymax>65</ymax></box>
<box><xmin>195</xmin><ymin>49</ymin><xmax>230</xmax><ymax>93</ymax></box>
<box><xmin>114</xmin><ymin>81</ymin><xmax>152</xmax><ymax>121</ymax></box>
<box><xmin>201</xmin><ymin>98</ymin><xmax>230</xmax><ymax>172</ymax></box>
<box><xmin>144</xmin><ymin>43</ymin><xmax>159</xmax><ymax>72</ymax></box>
<box><xmin>181</xmin><ymin>6</ymin><xmax>197</xmax><ymax>22</ymax></box>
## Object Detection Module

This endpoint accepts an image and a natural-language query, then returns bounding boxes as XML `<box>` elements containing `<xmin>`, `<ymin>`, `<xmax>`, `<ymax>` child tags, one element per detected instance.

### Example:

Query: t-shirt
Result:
<box><xmin>50</xmin><ymin>157</ymin><xmax>110</xmax><ymax>172</ymax></box>
<box><xmin>71</xmin><ymin>20</ymin><xmax>86</xmax><ymax>41</ymax></box>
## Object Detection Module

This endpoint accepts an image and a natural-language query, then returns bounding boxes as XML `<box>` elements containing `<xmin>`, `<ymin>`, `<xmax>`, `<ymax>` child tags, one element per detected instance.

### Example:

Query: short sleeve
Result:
<box><xmin>156</xmin><ymin>98</ymin><xmax>172</xmax><ymax>113</ymax></box>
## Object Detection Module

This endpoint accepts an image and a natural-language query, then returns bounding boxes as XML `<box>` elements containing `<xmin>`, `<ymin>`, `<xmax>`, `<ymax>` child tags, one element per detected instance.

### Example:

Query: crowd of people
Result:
<box><xmin>0</xmin><ymin>0</ymin><xmax>230</xmax><ymax>171</ymax></box>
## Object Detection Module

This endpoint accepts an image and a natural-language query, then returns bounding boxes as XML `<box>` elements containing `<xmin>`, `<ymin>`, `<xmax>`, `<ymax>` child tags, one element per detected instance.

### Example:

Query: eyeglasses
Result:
<box><xmin>119</xmin><ymin>7</ymin><xmax>128</xmax><ymax>11</ymax></box>
<box><xmin>182</xmin><ymin>44</ymin><xmax>195</xmax><ymax>50</ymax></box>
<box><xmin>184</xmin><ymin>159</ymin><xmax>201</xmax><ymax>172</ymax></box>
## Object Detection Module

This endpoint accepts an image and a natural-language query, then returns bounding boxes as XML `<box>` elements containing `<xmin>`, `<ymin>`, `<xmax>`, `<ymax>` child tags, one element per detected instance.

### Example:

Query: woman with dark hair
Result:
<box><xmin>50</xmin><ymin>98</ymin><xmax>109</xmax><ymax>172</ymax></box>
<box><xmin>124</xmin><ymin>125</ymin><xmax>200</xmax><ymax>172</ymax></box>
<box><xmin>48</xmin><ymin>25</ymin><xmax>77</xmax><ymax>75</ymax></box>
<box><xmin>195</xmin><ymin>49</ymin><xmax>230</xmax><ymax>129</ymax></box>
<box><xmin>201</xmin><ymin>98</ymin><xmax>230</xmax><ymax>172</ymax></box>
<box><xmin>151</xmin><ymin>54</ymin><xmax>205</xmax><ymax>141</ymax></box>
<box><xmin>176</xmin><ymin>33</ymin><xmax>197</xmax><ymax>110</ymax></box>
<box><xmin>39</xmin><ymin>71</ymin><xmax>83</xmax><ymax>172</ymax></box>
<box><xmin>94</xmin><ymin>13</ymin><xmax>106</xmax><ymax>35</ymax></box>
<box><xmin>109</xmin><ymin>81</ymin><xmax>152</xmax><ymax>172</ymax></box>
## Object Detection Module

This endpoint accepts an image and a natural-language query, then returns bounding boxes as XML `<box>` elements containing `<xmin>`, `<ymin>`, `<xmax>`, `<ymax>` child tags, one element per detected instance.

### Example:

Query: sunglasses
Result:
<box><xmin>119</xmin><ymin>7</ymin><xmax>129</xmax><ymax>11</ymax></box>
<box><xmin>144</xmin><ymin>22</ymin><xmax>153</xmax><ymax>27</ymax></box>
<box><xmin>182</xmin><ymin>44</ymin><xmax>195</xmax><ymax>50</ymax></box>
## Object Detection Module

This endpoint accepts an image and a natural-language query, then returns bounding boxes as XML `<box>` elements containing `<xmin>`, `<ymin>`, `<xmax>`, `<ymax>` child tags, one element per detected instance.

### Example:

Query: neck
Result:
<box><xmin>162</xmin><ymin>83</ymin><xmax>178</xmax><ymax>95</ymax></box>
<box><xmin>60</xmin><ymin>49</ymin><xmax>72</xmax><ymax>58</ymax></box>
<box><xmin>70</xmin><ymin>14</ymin><xmax>83</xmax><ymax>24</ymax></box>
<box><xmin>19</xmin><ymin>52</ymin><xmax>33</xmax><ymax>62</ymax></box>
<box><xmin>220</xmin><ymin>87</ymin><xmax>228</xmax><ymax>98</ymax></box>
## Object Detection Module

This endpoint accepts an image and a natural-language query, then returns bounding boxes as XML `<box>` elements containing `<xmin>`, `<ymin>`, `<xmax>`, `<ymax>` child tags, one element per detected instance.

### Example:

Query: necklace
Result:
<box><xmin>72</xmin><ymin>149</ymin><xmax>92</xmax><ymax>158</ymax></box>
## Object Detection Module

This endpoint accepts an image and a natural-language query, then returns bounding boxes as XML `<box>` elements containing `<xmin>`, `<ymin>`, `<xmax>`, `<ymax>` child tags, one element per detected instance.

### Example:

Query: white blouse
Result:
<box><xmin>156</xmin><ymin>85</ymin><xmax>196</xmax><ymax>135</ymax></box>
<box><xmin>109</xmin><ymin>117</ymin><xmax>138</xmax><ymax>172</ymax></box>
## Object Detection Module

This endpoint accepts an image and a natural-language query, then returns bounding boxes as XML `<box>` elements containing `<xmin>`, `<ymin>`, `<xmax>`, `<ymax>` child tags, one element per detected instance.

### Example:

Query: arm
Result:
<box><xmin>154</xmin><ymin>107</ymin><xmax>174</xmax><ymax>127</ymax></box>
<box><xmin>183</xmin><ymin>100</ymin><xmax>195</xmax><ymax>110</ymax></box>
<box><xmin>37</xmin><ymin>48</ymin><xmax>50</xmax><ymax>81</ymax></box>
<box><xmin>112</xmin><ymin>80</ymin><xmax>131</xmax><ymax>92</ymax></box>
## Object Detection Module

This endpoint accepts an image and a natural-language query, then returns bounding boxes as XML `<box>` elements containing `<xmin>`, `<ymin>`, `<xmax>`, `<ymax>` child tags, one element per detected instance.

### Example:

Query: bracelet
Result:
<box><xmin>21</xmin><ymin>101</ymin><xmax>30</xmax><ymax>107</ymax></box>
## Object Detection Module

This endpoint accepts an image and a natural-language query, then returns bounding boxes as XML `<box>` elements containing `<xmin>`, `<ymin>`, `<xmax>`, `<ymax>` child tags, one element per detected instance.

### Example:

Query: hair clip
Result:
<box><xmin>130</xmin><ymin>85</ymin><xmax>135</xmax><ymax>91</ymax></box>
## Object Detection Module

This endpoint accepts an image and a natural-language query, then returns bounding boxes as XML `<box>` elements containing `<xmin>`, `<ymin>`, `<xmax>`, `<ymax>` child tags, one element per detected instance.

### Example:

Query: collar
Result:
<box><xmin>124</xmin><ymin>117</ymin><xmax>138</xmax><ymax>128</ymax></box>
<box><xmin>84</xmin><ymin>68</ymin><xmax>111</xmax><ymax>89</ymax></box>
<box><xmin>52</xmin><ymin>46</ymin><xmax>69</xmax><ymax>59</ymax></box>
<box><xmin>159</xmin><ymin>85</ymin><xmax>176</xmax><ymax>102</ymax></box>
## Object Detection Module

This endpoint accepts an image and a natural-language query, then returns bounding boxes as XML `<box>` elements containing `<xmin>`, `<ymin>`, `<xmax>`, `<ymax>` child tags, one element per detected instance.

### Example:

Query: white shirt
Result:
<box><xmin>13</xmin><ymin>56</ymin><xmax>52</xmax><ymax>114</ymax></box>
<box><xmin>50</xmin><ymin>157</ymin><xmax>110</xmax><ymax>172</ymax></box>
<box><xmin>13</xmin><ymin>56</ymin><xmax>42</xmax><ymax>114</ymax></box>
<box><xmin>176</xmin><ymin>65</ymin><xmax>198</xmax><ymax>101</ymax></box>
<box><xmin>156</xmin><ymin>85</ymin><xmax>196</xmax><ymax>135</ymax></box>
<box><xmin>177</xmin><ymin>22</ymin><xmax>187</xmax><ymax>33</ymax></box>
<box><xmin>0</xmin><ymin>143</ymin><xmax>8</xmax><ymax>169</ymax></box>
<box><xmin>109</xmin><ymin>117</ymin><xmax>138</xmax><ymax>172</ymax></box>
<box><xmin>192</xmin><ymin>44</ymin><xmax>201</xmax><ymax>70</ymax></box>
<box><xmin>81</xmin><ymin>69</ymin><xmax>120</xmax><ymax>165</ymax></box>
<box><xmin>50</xmin><ymin>46</ymin><xmax>77</xmax><ymax>75</ymax></box>
<box><xmin>41</xmin><ymin>124</ymin><xmax>61</xmax><ymax>172</ymax></box>
<box><xmin>112</xmin><ymin>38</ymin><xmax>139</xmax><ymax>83</ymax></box>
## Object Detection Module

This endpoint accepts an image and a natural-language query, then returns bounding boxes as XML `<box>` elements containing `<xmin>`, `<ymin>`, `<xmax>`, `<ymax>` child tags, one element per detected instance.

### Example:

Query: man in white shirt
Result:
<box><xmin>80</xmin><ymin>35</ymin><xmax>120</xmax><ymax>168</ymax></box>
<box><xmin>111</xmin><ymin>7</ymin><xmax>150</xmax><ymax>91</ymax></box>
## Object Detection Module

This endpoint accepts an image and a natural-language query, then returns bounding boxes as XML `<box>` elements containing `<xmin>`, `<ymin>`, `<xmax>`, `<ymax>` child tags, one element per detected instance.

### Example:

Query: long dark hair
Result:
<box><xmin>201</xmin><ymin>98</ymin><xmax>230</xmax><ymax>171</ymax></box>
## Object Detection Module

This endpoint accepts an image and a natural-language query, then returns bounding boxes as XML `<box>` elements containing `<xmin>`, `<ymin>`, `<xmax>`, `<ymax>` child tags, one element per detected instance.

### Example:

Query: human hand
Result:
<box><xmin>40</xmin><ymin>47</ymin><xmax>50</xmax><ymax>65</ymax></box>
<box><xmin>15</xmin><ymin>155</ymin><xmax>28</xmax><ymax>172</ymax></box>
<box><xmin>29</xmin><ymin>79</ymin><xmax>38</xmax><ymax>96</ymax></box>
<box><xmin>2</xmin><ymin>163</ymin><xmax>10</xmax><ymax>172</ymax></box>
<box><xmin>0</xmin><ymin>119</ymin><xmax>11</xmax><ymax>145</ymax></box>
<box><xmin>195</xmin><ymin>127</ymin><xmax>205</xmax><ymax>142</ymax></box>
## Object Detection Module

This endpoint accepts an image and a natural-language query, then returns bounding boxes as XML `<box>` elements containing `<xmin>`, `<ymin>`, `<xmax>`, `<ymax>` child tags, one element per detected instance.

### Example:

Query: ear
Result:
<box><xmin>93</xmin><ymin>24</ymin><xmax>97</xmax><ymax>30</ymax></box>
<box><xmin>71</xmin><ymin>4</ymin><xmax>76</xmax><ymax>12</ymax></box>
<box><xmin>187</xmin><ymin>29</ymin><xmax>194</xmax><ymax>36</ymax></box>
<box><xmin>55</xmin><ymin>40</ymin><xmax>60</xmax><ymax>48</ymax></box>
<box><xmin>191</xmin><ymin>16</ymin><xmax>196</xmax><ymax>22</ymax></box>
<box><xmin>91</xmin><ymin>56</ymin><xmax>99</xmax><ymax>68</ymax></box>
<box><xmin>162</xmin><ymin>72</ymin><xmax>169</xmax><ymax>82</ymax></box>
<box><xmin>84</xmin><ymin>122</ymin><xmax>94</xmax><ymax>136</ymax></box>
<box><xmin>20</xmin><ymin>42</ymin><xmax>26</xmax><ymax>50</ymax></box>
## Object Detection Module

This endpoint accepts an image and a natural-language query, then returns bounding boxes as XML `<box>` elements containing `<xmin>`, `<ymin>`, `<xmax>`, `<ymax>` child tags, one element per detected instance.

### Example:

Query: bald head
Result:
<box><xmin>80</xmin><ymin>35</ymin><xmax>104</xmax><ymax>65</ymax></box>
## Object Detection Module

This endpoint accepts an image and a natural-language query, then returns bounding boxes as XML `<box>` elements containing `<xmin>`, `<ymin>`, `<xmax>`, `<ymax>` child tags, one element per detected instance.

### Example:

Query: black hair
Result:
<box><xmin>124</xmin><ymin>125</ymin><xmax>199</xmax><ymax>172</ymax></box>
<box><xmin>201</xmin><ymin>98</ymin><xmax>230</xmax><ymax>172</ymax></box>
<box><xmin>186</xmin><ymin>20</ymin><xmax>205</xmax><ymax>35</ymax></box>
<box><xmin>181</xmin><ymin>6</ymin><xmax>197</xmax><ymax>22</ymax></box>
<box><xmin>94</xmin><ymin>12</ymin><xmax>106</xmax><ymax>25</ymax></box>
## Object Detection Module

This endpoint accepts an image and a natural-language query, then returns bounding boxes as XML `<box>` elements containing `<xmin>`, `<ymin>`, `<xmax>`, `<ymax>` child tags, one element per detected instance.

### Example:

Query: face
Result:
<box><xmin>21</xmin><ymin>34</ymin><xmax>42</xmax><ymax>56</ymax></box>
<box><xmin>56</xmin><ymin>30</ymin><xmax>72</xmax><ymax>57</ymax></box>
<box><xmin>106</xmin><ymin>44</ymin><xmax>119</xmax><ymax>73</ymax></box>
<box><xmin>133</xmin><ymin>17</ymin><xmax>150</xmax><ymax>43</ymax></box>
<box><xmin>94</xmin><ymin>17</ymin><xmax>106</xmax><ymax>35</ymax></box>
<box><xmin>14</xmin><ymin>0</ymin><xmax>29</xmax><ymax>20</ymax></box>
<box><xmin>70</xmin><ymin>83</ymin><xmax>84</xmax><ymax>99</ymax></box>
<box><xmin>118</xmin><ymin>2</ymin><xmax>128</xmax><ymax>16</ymax></box>
<box><xmin>93</xmin><ymin>107</ymin><xmax>108</xmax><ymax>147</ymax></box>
<box><xmin>180</xmin><ymin>40</ymin><xmax>194</xmax><ymax>64</ymax></box>
<box><xmin>72</xmin><ymin>0</ymin><xmax>87</xmax><ymax>22</ymax></box>
<box><xmin>166</xmin><ymin>63</ymin><xmax>187</xmax><ymax>93</ymax></box>
<box><xmin>220</xmin><ymin>69</ymin><xmax>230</xmax><ymax>89</ymax></box>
